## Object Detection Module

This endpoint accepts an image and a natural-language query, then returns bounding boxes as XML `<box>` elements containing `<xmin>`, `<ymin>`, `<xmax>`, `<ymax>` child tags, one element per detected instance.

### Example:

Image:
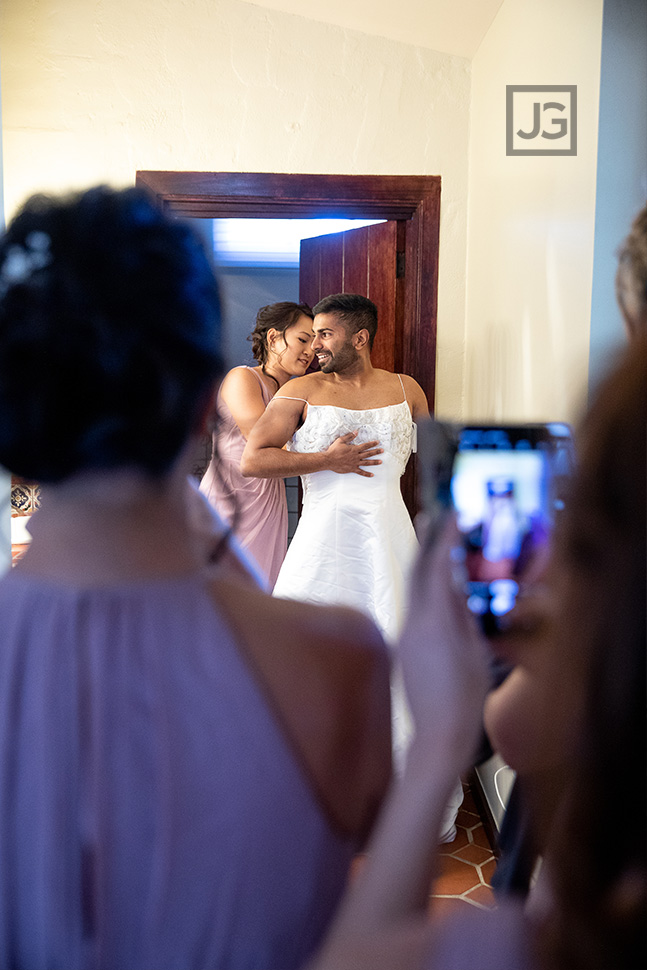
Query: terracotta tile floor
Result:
<box><xmin>429</xmin><ymin>781</ymin><xmax>497</xmax><ymax>916</ymax></box>
<box><xmin>351</xmin><ymin>779</ymin><xmax>499</xmax><ymax>915</ymax></box>
<box><xmin>11</xmin><ymin>543</ymin><xmax>29</xmax><ymax>566</ymax></box>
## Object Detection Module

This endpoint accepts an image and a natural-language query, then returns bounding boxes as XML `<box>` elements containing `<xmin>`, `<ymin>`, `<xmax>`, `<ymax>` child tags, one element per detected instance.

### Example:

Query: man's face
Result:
<box><xmin>311</xmin><ymin>313</ymin><xmax>359</xmax><ymax>373</ymax></box>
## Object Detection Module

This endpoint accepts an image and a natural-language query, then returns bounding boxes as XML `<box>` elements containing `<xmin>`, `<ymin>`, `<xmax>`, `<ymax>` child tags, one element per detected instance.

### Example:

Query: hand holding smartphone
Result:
<box><xmin>418</xmin><ymin>420</ymin><xmax>573</xmax><ymax>635</ymax></box>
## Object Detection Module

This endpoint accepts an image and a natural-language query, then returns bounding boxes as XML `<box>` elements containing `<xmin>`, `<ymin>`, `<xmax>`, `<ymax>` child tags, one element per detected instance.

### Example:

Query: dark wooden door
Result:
<box><xmin>136</xmin><ymin>171</ymin><xmax>440</xmax><ymax>412</ymax></box>
<box><xmin>298</xmin><ymin>220</ymin><xmax>419</xmax><ymax>516</ymax></box>
<box><xmin>136</xmin><ymin>171</ymin><xmax>442</xmax><ymax>516</ymax></box>
<box><xmin>299</xmin><ymin>221</ymin><xmax>405</xmax><ymax>373</ymax></box>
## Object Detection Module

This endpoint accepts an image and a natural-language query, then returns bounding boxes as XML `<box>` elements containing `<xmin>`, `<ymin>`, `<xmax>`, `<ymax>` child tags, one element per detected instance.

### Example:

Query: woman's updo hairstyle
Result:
<box><xmin>248</xmin><ymin>301</ymin><xmax>313</xmax><ymax>365</ymax></box>
<box><xmin>0</xmin><ymin>185</ymin><xmax>224</xmax><ymax>482</ymax></box>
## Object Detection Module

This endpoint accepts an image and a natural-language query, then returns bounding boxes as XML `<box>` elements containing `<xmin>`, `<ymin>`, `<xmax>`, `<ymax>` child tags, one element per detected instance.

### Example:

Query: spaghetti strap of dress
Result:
<box><xmin>396</xmin><ymin>374</ymin><xmax>417</xmax><ymax>451</ymax></box>
<box><xmin>246</xmin><ymin>366</ymin><xmax>266</xmax><ymax>388</ymax></box>
<box><xmin>269</xmin><ymin>395</ymin><xmax>308</xmax><ymax>404</ymax></box>
<box><xmin>238</xmin><ymin>365</ymin><xmax>272</xmax><ymax>404</ymax></box>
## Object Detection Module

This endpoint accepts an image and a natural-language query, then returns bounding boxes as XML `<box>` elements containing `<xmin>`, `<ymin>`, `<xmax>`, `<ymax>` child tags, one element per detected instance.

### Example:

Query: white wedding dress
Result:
<box><xmin>272</xmin><ymin>386</ymin><xmax>417</xmax><ymax>644</ymax></box>
<box><xmin>273</xmin><ymin>378</ymin><xmax>465</xmax><ymax>837</ymax></box>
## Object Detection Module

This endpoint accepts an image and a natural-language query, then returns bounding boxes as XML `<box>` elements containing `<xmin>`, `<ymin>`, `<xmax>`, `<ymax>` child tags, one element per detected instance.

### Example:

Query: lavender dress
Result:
<box><xmin>0</xmin><ymin>569</ymin><xmax>357</xmax><ymax>970</ymax></box>
<box><xmin>200</xmin><ymin>367</ymin><xmax>287</xmax><ymax>588</ymax></box>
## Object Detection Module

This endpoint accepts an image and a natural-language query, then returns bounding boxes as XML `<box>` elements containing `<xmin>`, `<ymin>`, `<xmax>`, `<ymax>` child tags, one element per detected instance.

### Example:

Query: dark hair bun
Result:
<box><xmin>0</xmin><ymin>186</ymin><xmax>224</xmax><ymax>481</ymax></box>
<box><xmin>248</xmin><ymin>302</ymin><xmax>313</xmax><ymax>364</ymax></box>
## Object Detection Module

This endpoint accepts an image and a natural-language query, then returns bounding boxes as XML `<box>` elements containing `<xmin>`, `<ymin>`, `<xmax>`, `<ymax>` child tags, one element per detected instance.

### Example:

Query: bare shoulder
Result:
<box><xmin>220</xmin><ymin>365</ymin><xmax>265</xmax><ymax>401</ymax></box>
<box><xmin>400</xmin><ymin>372</ymin><xmax>423</xmax><ymax>393</ymax></box>
<box><xmin>208</xmin><ymin>574</ymin><xmax>392</xmax><ymax>839</ymax></box>
<box><xmin>274</xmin><ymin>372</ymin><xmax>326</xmax><ymax>400</ymax></box>
<box><xmin>400</xmin><ymin>374</ymin><xmax>430</xmax><ymax>418</ymax></box>
<box><xmin>213</xmin><ymin>572</ymin><xmax>389</xmax><ymax>683</ymax></box>
<box><xmin>221</xmin><ymin>365</ymin><xmax>259</xmax><ymax>391</ymax></box>
<box><xmin>372</xmin><ymin>369</ymin><xmax>421</xmax><ymax>395</ymax></box>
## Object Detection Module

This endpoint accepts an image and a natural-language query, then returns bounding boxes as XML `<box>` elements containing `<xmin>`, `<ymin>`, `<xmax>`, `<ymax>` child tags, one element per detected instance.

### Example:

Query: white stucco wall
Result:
<box><xmin>464</xmin><ymin>0</ymin><xmax>604</xmax><ymax>425</ymax></box>
<box><xmin>0</xmin><ymin>0</ymin><xmax>471</xmax><ymax>416</ymax></box>
<box><xmin>244</xmin><ymin>0</ymin><xmax>505</xmax><ymax>59</ymax></box>
<box><xmin>1</xmin><ymin>0</ymin><xmax>610</xmax><ymax>427</ymax></box>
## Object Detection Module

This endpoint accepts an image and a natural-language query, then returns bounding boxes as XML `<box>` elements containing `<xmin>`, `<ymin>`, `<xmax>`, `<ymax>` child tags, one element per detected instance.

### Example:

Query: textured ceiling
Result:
<box><xmin>244</xmin><ymin>0</ymin><xmax>505</xmax><ymax>59</ymax></box>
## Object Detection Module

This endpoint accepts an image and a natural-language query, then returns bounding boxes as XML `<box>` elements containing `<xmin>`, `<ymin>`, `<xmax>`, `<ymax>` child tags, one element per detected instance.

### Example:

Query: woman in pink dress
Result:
<box><xmin>200</xmin><ymin>302</ymin><xmax>314</xmax><ymax>587</ymax></box>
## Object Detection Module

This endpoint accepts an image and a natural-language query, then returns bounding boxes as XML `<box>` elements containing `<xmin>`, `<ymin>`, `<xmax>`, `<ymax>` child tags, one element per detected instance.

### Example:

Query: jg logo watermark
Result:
<box><xmin>506</xmin><ymin>85</ymin><xmax>577</xmax><ymax>156</ymax></box>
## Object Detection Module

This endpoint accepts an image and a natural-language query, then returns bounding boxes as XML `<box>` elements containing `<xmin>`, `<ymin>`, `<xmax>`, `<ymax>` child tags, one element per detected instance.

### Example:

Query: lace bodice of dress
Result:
<box><xmin>289</xmin><ymin>400</ymin><xmax>414</xmax><ymax>480</ymax></box>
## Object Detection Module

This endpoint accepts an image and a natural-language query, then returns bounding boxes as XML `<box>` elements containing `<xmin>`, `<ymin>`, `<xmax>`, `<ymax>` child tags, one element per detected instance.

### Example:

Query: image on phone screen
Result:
<box><xmin>451</xmin><ymin>428</ymin><xmax>556</xmax><ymax>631</ymax></box>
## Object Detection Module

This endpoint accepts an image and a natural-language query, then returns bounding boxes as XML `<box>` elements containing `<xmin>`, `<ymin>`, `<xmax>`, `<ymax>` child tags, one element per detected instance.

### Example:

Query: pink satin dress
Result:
<box><xmin>200</xmin><ymin>367</ymin><xmax>287</xmax><ymax>588</ymax></box>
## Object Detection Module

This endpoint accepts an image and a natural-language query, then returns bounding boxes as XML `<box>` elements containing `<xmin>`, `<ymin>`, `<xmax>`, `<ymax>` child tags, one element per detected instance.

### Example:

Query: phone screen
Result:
<box><xmin>450</xmin><ymin>424</ymin><xmax>571</xmax><ymax>633</ymax></box>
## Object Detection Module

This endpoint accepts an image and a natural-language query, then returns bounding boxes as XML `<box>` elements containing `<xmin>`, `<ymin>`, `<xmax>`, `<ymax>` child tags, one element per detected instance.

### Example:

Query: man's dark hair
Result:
<box><xmin>313</xmin><ymin>293</ymin><xmax>378</xmax><ymax>350</ymax></box>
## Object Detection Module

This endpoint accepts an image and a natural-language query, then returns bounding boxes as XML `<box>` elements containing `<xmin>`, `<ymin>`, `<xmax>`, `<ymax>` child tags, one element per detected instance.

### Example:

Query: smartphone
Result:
<box><xmin>418</xmin><ymin>420</ymin><xmax>574</xmax><ymax>635</ymax></box>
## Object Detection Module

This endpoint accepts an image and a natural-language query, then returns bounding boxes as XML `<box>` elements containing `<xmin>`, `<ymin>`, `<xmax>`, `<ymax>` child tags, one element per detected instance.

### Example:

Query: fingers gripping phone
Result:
<box><xmin>418</xmin><ymin>420</ymin><xmax>574</xmax><ymax>635</ymax></box>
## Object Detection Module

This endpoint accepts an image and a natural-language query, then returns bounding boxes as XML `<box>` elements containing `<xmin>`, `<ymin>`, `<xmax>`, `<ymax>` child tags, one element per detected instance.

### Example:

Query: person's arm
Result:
<box><xmin>308</xmin><ymin>518</ymin><xmax>491</xmax><ymax>969</ymax></box>
<box><xmin>219</xmin><ymin>366</ymin><xmax>268</xmax><ymax>439</ymax></box>
<box><xmin>402</xmin><ymin>375</ymin><xmax>430</xmax><ymax>422</ymax></box>
<box><xmin>240</xmin><ymin>396</ymin><xmax>384</xmax><ymax>479</ymax></box>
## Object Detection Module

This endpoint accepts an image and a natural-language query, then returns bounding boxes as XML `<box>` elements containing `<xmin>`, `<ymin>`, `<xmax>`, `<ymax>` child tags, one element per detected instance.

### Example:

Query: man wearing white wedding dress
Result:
<box><xmin>242</xmin><ymin>294</ymin><xmax>463</xmax><ymax>838</ymax></box>
<box><xmin>243</xmin><ymin>294</ymin><xmax>427</xmax><ymax>633</ymax></box>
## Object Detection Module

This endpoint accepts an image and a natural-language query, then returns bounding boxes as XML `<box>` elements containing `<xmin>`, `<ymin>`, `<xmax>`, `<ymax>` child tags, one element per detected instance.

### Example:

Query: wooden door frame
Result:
<box><xmin>135</xmin><ymin>171</ymin><xmax>440</xmax><ymax>409</ymax></box>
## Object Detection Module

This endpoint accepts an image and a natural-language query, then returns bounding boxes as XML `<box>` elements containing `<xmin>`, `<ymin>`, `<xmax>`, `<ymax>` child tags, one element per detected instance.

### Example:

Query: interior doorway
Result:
<box><xmin>136</xmin><ymin>171</ymin><xmax>441</xmax><ymax>514</ymax></box>
<box><xmin>203</xmin><ymin>216</ymin><xmax>385</xmax><ymax>368</ymax></box>
<box><xmin>135</xmin><ymin>172</ymin><xmax>441</xmax><ymax>405</ymax></box>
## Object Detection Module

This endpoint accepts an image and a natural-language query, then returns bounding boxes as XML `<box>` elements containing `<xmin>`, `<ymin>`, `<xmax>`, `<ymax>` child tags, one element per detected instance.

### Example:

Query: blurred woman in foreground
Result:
<box><xmin>309</xmin><ymin>338</ymin><xmax>646</xmax><ymax>970</ymax></box>
<box><xmin>0</xmin><ymin>186</ymin><xmax>391</xmax><ymax>970</ymax></box>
